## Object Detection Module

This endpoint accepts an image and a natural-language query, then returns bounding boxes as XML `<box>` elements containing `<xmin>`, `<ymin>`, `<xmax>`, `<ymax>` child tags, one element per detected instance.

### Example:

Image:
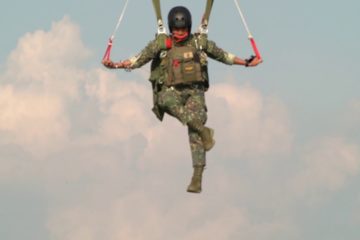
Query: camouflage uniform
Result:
<box><xmin>129</xmin><ymin>33</ymin><xmax>235</xmax><ymax>167</ymax></box>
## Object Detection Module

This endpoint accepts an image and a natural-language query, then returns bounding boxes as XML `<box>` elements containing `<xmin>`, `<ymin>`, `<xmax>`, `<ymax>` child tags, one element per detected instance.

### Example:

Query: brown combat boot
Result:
<box><xmin>187</xmin><ymin>120</ymin><xmax>215</xmax><ymax>151</ymax></box>
<box><xmin>187</xmin><ymin>166</ymin><xmax>205</xmax><ymax>193</ymax></box>
<box><xmin>199</xmin><ymin>127</ymin><xmax>215</xmax><ymax>151</ymax></box>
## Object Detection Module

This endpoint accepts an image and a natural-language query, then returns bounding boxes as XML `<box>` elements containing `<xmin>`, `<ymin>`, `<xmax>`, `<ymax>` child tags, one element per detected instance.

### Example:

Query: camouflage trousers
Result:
<box><xmin>156</xmin><ymin>85</ymin><xmax>207</xmax><ymax>167</ymax></box>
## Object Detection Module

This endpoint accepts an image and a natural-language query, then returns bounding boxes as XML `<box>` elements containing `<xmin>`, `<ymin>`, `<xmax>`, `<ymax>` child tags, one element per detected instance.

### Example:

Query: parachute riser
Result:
<box><xmin>233</xmin><ymin>0</ymin><xmax>262</xmax><ymax>60</ymax></box>
<box><xmin>102</xmin><ymin>0</ymin><xmax>129</xmax><ymax>62</ymax></box>
<box><xmin>152</xmin><ymin>0</ymin><xmax>167</xmax><ymax>35</ymax></box>
<box><xmin>198</xmin><ymin>0</ymin><xmax>214</xmax><ymax>34</ymax></box>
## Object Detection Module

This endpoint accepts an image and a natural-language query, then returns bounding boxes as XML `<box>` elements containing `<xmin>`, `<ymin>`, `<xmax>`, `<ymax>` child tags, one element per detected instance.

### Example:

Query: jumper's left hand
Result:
<box><xmin>247</xmin><ymin>56</ymin><xmax>263</xmax><ymax>67</ymax></box>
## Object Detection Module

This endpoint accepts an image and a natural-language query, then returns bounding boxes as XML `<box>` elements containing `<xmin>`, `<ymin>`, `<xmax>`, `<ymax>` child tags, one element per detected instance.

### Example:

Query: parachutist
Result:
<box><xmin>102</xmin><ymin>4</ymin><xmax>262</xmax><ymax>193</ymax></box>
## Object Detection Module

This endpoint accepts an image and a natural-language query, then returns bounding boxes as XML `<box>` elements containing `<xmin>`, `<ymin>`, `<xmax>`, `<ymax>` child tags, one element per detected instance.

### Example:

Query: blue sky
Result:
<box><xmin>1</xmin><ymin>1</ymin><xmax>360</xmax><ymax>239</ymax></box>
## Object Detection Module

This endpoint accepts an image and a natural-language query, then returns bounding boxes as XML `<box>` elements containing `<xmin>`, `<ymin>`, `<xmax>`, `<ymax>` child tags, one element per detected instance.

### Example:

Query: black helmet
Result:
<box><xmin>168</xmin><ymin>6</ymin><xmax>192</xmax><ymax>33</ymax></box>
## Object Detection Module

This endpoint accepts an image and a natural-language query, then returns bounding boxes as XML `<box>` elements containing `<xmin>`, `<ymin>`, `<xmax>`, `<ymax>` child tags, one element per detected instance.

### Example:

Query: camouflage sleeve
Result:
<box><xmin>129</xmin><ymin>39</ymin><xmax>160</xmax><ymax>69</ymax></box>
<box><xmin>205</xmin><ymin>40</ymin><xmax>236</xmax><ymax>65</ymax></box>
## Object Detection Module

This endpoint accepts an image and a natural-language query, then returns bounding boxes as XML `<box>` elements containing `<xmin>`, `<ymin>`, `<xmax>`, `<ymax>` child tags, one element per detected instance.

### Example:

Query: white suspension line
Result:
<box><xmin>233</xmin><ymin>0</ymin><xmax>252</xmax><ymax>38</ymax></box>
<box><xmin>111</xmin><ymin>0</ymin><xmax>130</xmax><ymax>40</ymax></box>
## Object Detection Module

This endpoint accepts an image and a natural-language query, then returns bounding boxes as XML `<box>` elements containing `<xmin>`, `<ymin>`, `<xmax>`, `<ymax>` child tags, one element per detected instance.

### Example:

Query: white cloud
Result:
<box><xmin>207</xmin><ymin>83</ymin><xmax>293</xmax><ymax>159</ymax></box>
<box><xmin>0</xmin><ymin>85</ymin><xmax>69</xmax><ymax>155</ymax></box>
<box><xmin>292</xmin><ymin>137</ymin><xmax>360</xmax><ymax>200</ymax></box>
<box><xmin>0</xmin><ymin>16</ymin><xmax>91</xmax><ymax>155</ymax></box>
<box><xmin>47</xmin><ymin>189</ymin><xmax>296</xmax><ymax>240</ymax></box>
<box><xmin>2</xmin><ymin>16</ymin><xmax>360</xmax><ymax>240</ymax></box>
<box><xmin>4</xmin><ymin>16</ymin><xmax>90</xmax><ymax>99</ymax></box>
<box><xmin>85</xmin><ymin>69</ymin><xmax>155</xmax><ymax>143</ymax></box>
<box><xmin>1</xmin><ymin>16</ymin><xmax>296</xmax><ymax>240</ymax></box>
<box><xmin>340</xmin><ymin>99</ymin><xmax>360</xmax><ymax>137</ymax></box>
<box><xmin>0</xmin><ymin>14</ymin><xmax>294</xmax><ymax>163</ymax></box>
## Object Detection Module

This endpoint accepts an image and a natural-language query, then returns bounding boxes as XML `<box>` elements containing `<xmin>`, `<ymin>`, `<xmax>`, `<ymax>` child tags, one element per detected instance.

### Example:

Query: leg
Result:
<box><xmin>187</xmin><ymin>128</ymin><xmax>206</xmax><ymax>193</ymax></box>
<box><xmin>157</xmin><ymin>87</ymin><xmax>215</xmax><ymax>151</ymax></box>
<box><xmin>156</xmin><ymin>87</ymin><xmax>189</xmax><ymax>124</ymax></box>
<box><xmin>183</xmin><ymin>89</ymin><xmax>215</xmax><ymax>152</ymax></box>
<box><xmin>188</xmin><ymin>128</ymin><xmax>206</xmax><ymax>167</ymax></box>
<box><xmin>184</xmin><ymin>90</ymin><xmax>208</xmax><ymax>193</ymax></box>
<box><xmin>157</xmin><ymin>87</ymin><xmax>212</xmax><ymax>193</ymax></box>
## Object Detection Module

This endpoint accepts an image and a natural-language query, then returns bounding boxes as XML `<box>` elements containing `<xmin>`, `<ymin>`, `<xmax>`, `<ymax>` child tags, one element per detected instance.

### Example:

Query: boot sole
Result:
<box><xmin>187</xmin><ymin>190</ymin><xmax>201</xmax><ymax>193</ymax></box>
<box><xmin>187</xmin><ymin>188</ymin><xmax>201</xmax><ymax>193</ymax></box>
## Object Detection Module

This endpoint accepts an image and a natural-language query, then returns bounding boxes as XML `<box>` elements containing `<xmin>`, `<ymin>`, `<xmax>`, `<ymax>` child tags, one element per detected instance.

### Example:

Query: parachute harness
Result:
<box><xmin>198</xmin><ymin>0</ymin><xmax>214</xmax><ymax>34</ymax></box>
<box><xmin>102</xmin><ymin>0</ymin><xmax>262</xmax><ymax>62</ymax></box>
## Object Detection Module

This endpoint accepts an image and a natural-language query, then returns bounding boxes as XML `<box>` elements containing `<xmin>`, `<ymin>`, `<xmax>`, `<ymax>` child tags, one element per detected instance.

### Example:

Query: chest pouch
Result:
<box><xmin>166</xmin><ymin>46</ymin><xmax>204</xmax><ymax>86</ymax></box>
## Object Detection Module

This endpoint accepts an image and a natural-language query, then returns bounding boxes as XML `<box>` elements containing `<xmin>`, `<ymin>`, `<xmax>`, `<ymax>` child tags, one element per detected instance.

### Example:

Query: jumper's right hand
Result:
<box><xmin>102</xmin><ymin>60</ymin><xmax>123</xmax><ymax>69</ymax></box>
<box><xmin>121</xmin><ymin>60</ymin><xmax>132</xmax><ymax>69</ymax></box>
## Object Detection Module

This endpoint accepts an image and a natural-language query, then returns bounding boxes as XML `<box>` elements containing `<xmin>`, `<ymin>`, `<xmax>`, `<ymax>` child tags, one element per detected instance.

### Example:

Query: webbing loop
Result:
<box><xmin>199</xmin><ymin>0</ymin><xmax>214</xmax><ymax>34</ymax></box>
<box><xmin>152</xmin><ymin>0</ymin><xmax>167</xmax><ymax>34</ymax></box>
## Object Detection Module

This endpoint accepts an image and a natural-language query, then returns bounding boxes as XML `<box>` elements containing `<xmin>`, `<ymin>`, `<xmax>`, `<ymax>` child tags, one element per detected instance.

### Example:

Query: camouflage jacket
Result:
<box><xmin>128</xmin><ymin>33</ymin><xmax>236</xmax><ymax>120</ymax></box>
<box><xmin>129</xmin><ymin>33</ymin><xmax>235</xmax><ymax>82</ymax></box>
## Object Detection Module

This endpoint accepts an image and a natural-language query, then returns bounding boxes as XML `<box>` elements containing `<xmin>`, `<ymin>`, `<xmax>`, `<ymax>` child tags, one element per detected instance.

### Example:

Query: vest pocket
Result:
<box><xmin>166</xmin><ymin>46</ymin><xmax>205</xmax><ymax>86</ymax></box>
<box><xmin>182</xmin><ymin>61</ymin><xmax>203</xmax><ymax>83</ymax></box>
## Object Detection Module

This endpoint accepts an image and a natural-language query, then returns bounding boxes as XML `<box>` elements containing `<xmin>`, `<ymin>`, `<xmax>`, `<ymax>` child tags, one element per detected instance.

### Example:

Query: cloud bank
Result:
<box><xmin>1</xmin><ymin>17</ymin><xmax>359</xmax><ymax>240</ymax></box>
